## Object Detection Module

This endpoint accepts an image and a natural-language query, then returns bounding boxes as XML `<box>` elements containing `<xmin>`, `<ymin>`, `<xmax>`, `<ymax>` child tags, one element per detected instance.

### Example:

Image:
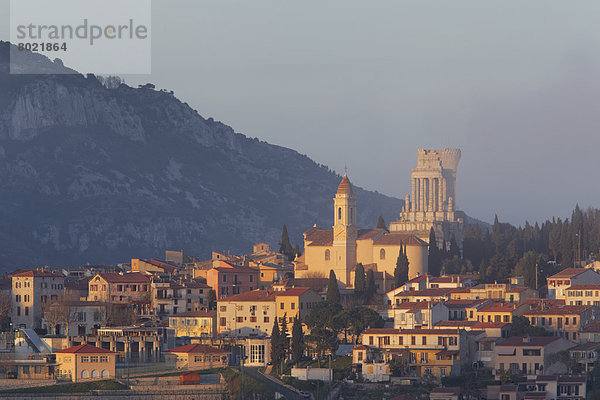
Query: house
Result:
<box><xmin>151</xmin><ymin>280</ymin><xmax>211</xmax><ymax>319</ymax></box>
<box><xmin>217</xmin><ymin>290</ymin><xmax>276</xmax><ymax>337</ymax></box>
<box><xmin>427</xmin><ymin>275</ymin><xmax>476</xmax><ymax>289</ymax></box>
<box><xmin>131</xmin><ymin>258</ymin><xmax>178</xmax><ymax>277</ymax></box>
<box><xmin>41</xmin><ymin>300</ymin><xmax>107</xmax><ymax>337</ymax></box>
<box><xmin>87</xmin><ymin>273</ymin><xmax>151</xmax><ymax>304</ymax></box>
<box><xmin>489</xmin><ymin>376</ymin><xmax>587</xmax><ymax>400</ymax></box>
<box><xmin>505</xmin><ymin>286</ymin><xmax>538</xmax><ymax>303</ymax></box>
<box><xmin>274</xmin><ymin>287</ymin><xmax>321</xmax><ymax>326</ymax></box>
<box><xmin>579</xmin><ymin>321</ymin><xmax>600</xmax><ymax>342</ymax></box>
<box><xmin>493</xmin><ymin>336</ymin><xmax>575</xmax><ymax>378</ymax></box>
<box><xmin>394</xmin><ymin>288</ymin><xmax>456</xmax><ymax>304</ymax></box>
<box><xmin>524</xmin><ymin>304</ymin><xmax>600</xmax><ymax>341</ymax></box>
<box><xmin>11</xmin><ymin>269</ymin><xmax>65</xmax><ymax>330</ymax></box>
<box><xmin>445</xmin><ymin>299</ymin><xmax>490</xmax><ymax>321</ymax></box>
<box><xmin>547</xmin><ymin>268</ymin><xmax>600</xmax><ymax>300</ymax></box>
<box><xmin>207</xmin><ymin>261</ymin><xmax>259</xmax><ymax>299</ymax></box>
<box><xmin>256</xmin><ymin>262</ymin><xmax>294</xmax><ymax>289</ymax></box>
<box><xmin>471</xmin><ymin>322</ymin><xmax>510</xmax><ymax>339</ymax></box>
<box><xmin>476</xmin><ymin>337</ymin><xmax>500</xmax><ymax>369</ymax></box>
<box><xmin>569</xmin><ymin>342</ymin><xmax>600</xmax><ymax>373</ymax></box>
<box><xmin>470</xmin><ymin>302</ymin><xmax>529</xmax><ymax>323</ymax></box>
<box><xmin>393</xmin><ymin>301</ymin><xmax>448</xmax><ymax>329</ymax></box>
<box><xmin>55</xmin><ymin>344</ymin><xmax>117</xmax><ymax>382</ymax></box>
<box><xmin>564</xmin><ymin>284</ymin><xmax>600</xmax><ymax>306</ymax></box>
<box><xmin>166</xmin><ymin>343</ymin><xmax>229</xmax><ymax>369</ymax></box>
<box><xmin>383</xmin><ymin>275</ymin><xmax>430</xmax><ymax>305</ymax></box>
<box><xmin>168</xmin><ymin>310</ymin><xmax>217</xmax><ymax>338</ymax></box>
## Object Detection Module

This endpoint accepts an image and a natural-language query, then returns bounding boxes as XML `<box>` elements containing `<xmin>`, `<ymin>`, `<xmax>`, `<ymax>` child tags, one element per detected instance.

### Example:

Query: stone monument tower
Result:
<box><xmin>389</xmin><ymin>149</ymin><xmax>464</xmax><ymax>251</ymax></box>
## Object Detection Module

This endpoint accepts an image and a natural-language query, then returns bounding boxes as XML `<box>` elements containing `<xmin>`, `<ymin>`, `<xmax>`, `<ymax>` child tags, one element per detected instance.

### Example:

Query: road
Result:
<box><xmin>244</xmin><ymin>367</ymin><xmax>303</xmax><ymax>400</ymax></box>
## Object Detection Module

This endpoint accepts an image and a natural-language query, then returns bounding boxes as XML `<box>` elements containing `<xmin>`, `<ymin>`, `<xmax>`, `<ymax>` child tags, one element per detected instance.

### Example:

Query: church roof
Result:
<box><xmin>337</xmin><ymin>174</ymin><xmax>353</xmax><ymax>195</ymax></box>
<box><xmin>373</xmin><ymin>233</ymin><xmax>428</xmax><ymax>246</ymax></box>
<box><xmin>305</xmin><ymin>229</ymin><xmax>333</xmax><ymax>246</ymax></box>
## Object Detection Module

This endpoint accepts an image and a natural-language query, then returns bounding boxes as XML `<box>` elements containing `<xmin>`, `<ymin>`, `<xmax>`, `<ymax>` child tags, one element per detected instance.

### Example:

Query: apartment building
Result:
<box><xmin>393</xmin><ymin>288</ymin><xmax>456</xmax><ymax>304</ymax></box>
<box><xmin>274</xmin><ymin>287</ymin><xmax>321</xmax><ymax>325</ymax></box>
<box><xmin>168</xmin><ymin>310</ymin><xmax>217</xmax><ymax>338</ymax></box>
<box><xmin>569</xmin><ymin>342</ymin><xmax>600</xmax><ymax>373</ymax></box>
<box><xmin>217</xmin><ymin>290</ymin><xmax>277</xmax><ymax>337</ymax></box>
<box><xmin>493</xmin><ymin>336</ymin><xmax>575</xmax><ymax>378</ymax></box>
<box><xmin>151</xmin><ymin>280</ymin><xmax>210</xmax><ymax>319</ymax></box>
<box><xmin>12</xmin><ymin>269</ymin><xmax>65</xmax><ymax>329</ymax></box>
<box><xmin>393</xmin><ymin>301</ymin><xmax>448</xmax><ymax>329</ymax></box>
<box><xmin>359</xmin><ymin>328</ymin><xmax>469</xmax><ymax>378</ymax></box>
<box><xmin>207</xmin><ymin>261</ymin><xmax>259</xmax><ymax>299</ymax></box>
<box><xmin>564</xmin><ymin>284</ymin><xmax>600</xmax><ymax>306</ymax></box>
<box><xmin>547</xmin><ymin>268</ymin><xmax>600</xmax><ymax>300</ymax></box>
<box><xmin>87</xmin><ymin>273</ymin><xmax>151</xmax><ymax>303</ymax></box>
<box><xmin>469</xmin><ymin>302</ymin><xmax>529</xmax><ymax>323</ymax></box>
<box><xmin>524</xmin><ymin>304</ymin><xmax>600</xmax><ymax>341</ymax></box>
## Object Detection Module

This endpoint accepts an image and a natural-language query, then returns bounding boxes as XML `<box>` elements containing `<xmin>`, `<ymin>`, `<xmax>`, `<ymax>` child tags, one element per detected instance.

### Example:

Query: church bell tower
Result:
<box><xmin>332</xmin><ymin>173</ymin><xmax>357</xmax><ymax>285</ymax></box>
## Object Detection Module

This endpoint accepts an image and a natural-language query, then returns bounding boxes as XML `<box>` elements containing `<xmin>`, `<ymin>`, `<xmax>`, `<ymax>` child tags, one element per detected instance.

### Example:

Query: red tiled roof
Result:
<box><xmin>219</xmin><ymin>290</ymin><xmax>277</xmax><ymax>302</ymax></box>
<box><xmin>472</xmin><ymin>322</ymin><xmax>510</xmax><ymax>329</ymax></box>
<box><xmin>362</xmin><ymin>328</ymin><xmax>400</xmax><ymax>335</ymax></box>
<box><xmin>363</xmin><ymin>328</ymin><xmax>462</xmax><ymax>335</ymax></box>
<box><xmin>444</xmin><ymin>299</ymin><xmax>489</xmax><ymax>307</ymax></box>
<box><xmin>395</xmin><ymin>301</ymin><xmax>439</xmax><ymax>311</ymax></box>
<box><xmin>581</xmin><ymin>322</ymin><xmax>600</xmax><ymax>332</ymax></box>
<box><xmin>373</xmin><ymin>233</ymin><xmax>428</xmax><ymax>246</ymax></box>
<box><xmin>13</xmin><ymin>269</ymin><xmax>63</xmax><ymax>278</ymax></box>
<box><xmin>549</xmin><ymin>268</ymin><xmax>589</xmax><ymax>279</ymax></box>
<box><xmin>55</xmin><ymin>344</ymin><xmax>116</xmax><ymax>354</ymax></box>
<box><xmin>525</xmin><ymin>304</ymin><xmax>592</xmax><ymax>316</ymax></box>
<box><xmin>95</xmin><ymin>272</ymin><xmax>151</xmax><ymax>283</ymax></box>
<box><xmin>357</xmin><ymin>229</ymin><xmax>386</xmax><ymax>241</ymax></box>
<box><xmin>434</xmin><ymin>320</ymin><xmax>478</xmax><ymax>328</ymax></box>
<box><xmin>171</xmin><ymin>310</ymin><xmax>216</xmax><ymax>318</ymax></box>
<box><xmin>565</xmin><ymin>284</ymin><xmax>600</xmax><ymax>291</ymax></box>
<box><xmin>479</xmin><ymin>303</ymin><xmax>524</xmax><ymax>313</ymax></box>
<box><xmin>168</xmin><ymin>344</ymin><xmax>229</xmax><ymax>354</ymax></box>
<box><xmin>337</xmin><ymin>174</ymin><xmax>353</xmax><ymax>195</ymax></box>
<box><xmin>395</xmin><ymin>288</ymin><xmax>455</xmax><ymax>297</ymax></box>
<box><xmin>506</xmin><ymin>287</ymin><xmax>529</xmax><ymax>293</ymax></box>
<box><xmin>305</xmin><ymin>230</ymin><xmax>333</xmax><ymax>246</ymax></box>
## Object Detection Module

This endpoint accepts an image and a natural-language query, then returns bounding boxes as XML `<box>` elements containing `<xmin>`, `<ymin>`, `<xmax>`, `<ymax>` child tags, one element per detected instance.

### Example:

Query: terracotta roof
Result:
<box><xmin>13</xmin><ymin>269</ymin><xmax>63</xmax><ymax>278</ymax></box>
<box><xmin>404</xmin><ymin>275</ymin><xmax>431</xmax><ymax>284</ymax></box>
<box><xmin>570</xmin><ymin>342</ymin><xmax>600</xmax><ymax>351</ymax></box>
<box><xmin>357</xmin><ymin>229</ymin><xmax>386</xmax><ymax>241</ymax></box>
<box><xmin>549</xmin><ymin>268</ymin><xmax>589</xmax><ymax>279</ymax></box>
<box><xmin>218</xmin><ymin>289</ymin><xmax>277</xmax><ymax>302</ymax></box>
<box><xmin>445</xmin><ymin>299</ymin><xmax>489</xmax><ymax>307</ymax></box>
<box><xmin>431</xmin><ymin>387</ymin><xmax>461</xmax><ymax>395</ymax></box>
<box><xmin>395</xmin><ymin>301</ymin><xmax>439</xmax><ymax>311</ymax></box>
<box><xmin>581</xmin><ymin>322</ymin><xmax>600</xmax><ymax>332</ymax></box>
<box><xmin>55</xmin><ymin>344</ymin><xmax>116</xmax><ymax>354</ymax></box>
<box><xmin>373</xmin><ymin>233</ymin><xmax>428</xmax><ymax>247</ymax></box>
<box><xmin>168</xmin><ymin>344</ymin><xmax>229</xmax><ymax>354</ymax></box>
<box><xmin>363</xmin><ymin>328</ymin><xmax>462</xmax><ymax>335</ymax></box>
<box><xmin>305</xmin><ymin>229</ymin><xmax>333</xmax><ymax>246</ymax></box>
<box><xmin>434</xmin><ymin>320</ymin><xmax>478</xmax><ymax>328</ymax></box>
<box><xmin>395</xmin><ymin>288</ymin><xmax>455</xmax><ymax>298</ymax></box>
<box><xmin>525</xmin><ymin>304</ymin><xmax>592</xmax><ymax>316</ymax></box>
<box><xmin>95</xmin><ymin>272</ymin><xmax>151</xmax><ymax>283</ymax></box>
<box><xmin>183</xmin><ymin>281</ymin><xmax>211</xmax><ymax>289</ymax></box>
<box><xmin>479</xmin><ymin>303</ymin><xmax>524</xmax><ymax>313</ymax></box>
<box><xmin>275</xmin><ymin>287</ymin><xmax>312</xmax><ymax>297</ymax></box>
<box><xmin>506</xmin><ymin>287</ymin><xmax>529</xmax><ymax>293</ymax></box>
<box><xmin>337</xmin><ymin>174</ymin><xmax>354</xmax><ymax>195</ymax></box>
<box><xmin>170</xmin><ymin>310</ymin><xmax>216</xmax><ymax>318</ymax></box>
<box><xmin>496</xmin><ymin>336</ymin><xmax>561</xmax><ymax>347</ymax></box>
<box><xmin>565</xmin><ymin>284</ymin><xmax>600</xmax><ymax>291</ymax></box>
<box><xmin>362</xmin><ymin>328</ymin><xmax>400</xmax><ymax>335</ymax></box>
<box><xmin>472</xmin><ymin>322</ymin><xmax>510</xmax><ymax>329</ymax></box>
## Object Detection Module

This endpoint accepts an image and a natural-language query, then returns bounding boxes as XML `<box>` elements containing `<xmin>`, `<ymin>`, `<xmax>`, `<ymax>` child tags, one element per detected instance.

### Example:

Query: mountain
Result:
<box><xmin>0</xmin><ymin>42</ymin><xmax>403</xmax><ymax>270</ymax></box>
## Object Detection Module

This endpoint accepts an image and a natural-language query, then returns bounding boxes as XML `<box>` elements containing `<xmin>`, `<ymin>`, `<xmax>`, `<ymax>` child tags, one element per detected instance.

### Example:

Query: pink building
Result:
<box><xmin>207</xmin><ymin>261</ymin><xmax>260</xmax><ymax>299</ymax></box>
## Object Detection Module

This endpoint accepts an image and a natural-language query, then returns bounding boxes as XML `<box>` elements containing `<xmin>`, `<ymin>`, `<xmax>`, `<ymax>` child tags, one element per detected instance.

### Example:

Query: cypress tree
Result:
<box><xmin>428</xmin><ymin>227</ymin><xmax>441</xmax><ymax>276</ymax></box>
<box><xmin>354</xmin><ymin>263</ymin><xmax>366</xmax><ymax>297</ymax></box>
<box><xmin>279</xmin><ymin>224</ymin><xmax>294</xmax><ymax>260</ymax></box>
<box><xmin>394</xmin><ymin>243</ymin><xmax>409</xmax><ymax>288</ymax></box>
<box><xmin>280</xmin><ymin>313</ymin><xmax>289</xmax><ymax>361</ymax></box>
<box><xmin>376</xmin><ymin>216</ymin><xmax>387</xmax><ymax>230</ymax></box>
<box><xmin>327</xmin><ymin>270</ymin><xmax>341</xmax><ymax>304</ymax></box>
<box><xmin>270</xmin><ymin>319</ymin><xmax>282</xmax><ymax>367</ymax></box>
<box><xmin>291</xmin><ymin>317</ymin><xmax>304</xmax><ymax>364</ymax></box>
<box><xmin>365</xmin><ymin>269</ymin><xmax>376</xmax><ymax>303</ymax></box>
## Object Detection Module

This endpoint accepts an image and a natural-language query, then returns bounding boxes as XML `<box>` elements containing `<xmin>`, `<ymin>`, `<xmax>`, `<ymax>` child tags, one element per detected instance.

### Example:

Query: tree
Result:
<box><xmin>305</xmin><ymin>301</ymin><xmax>343</xmax><ymax>331</ymax></box>
<box><xmin>509</xmin><ymin>316</ymin><xmax>550</xmax><ymax>337</ymax></box>
<box><xmin>354</xmin><ymin>263</ymin><xmax>366</xmax><ymax>299</ymax></box>
<box><xmin>0</xmin><ymin>294</ymin><xmax>11</xmax><ymax>331</ymax></box>
<box><xmin>394</xmin><ymin>243</ymin><xmax>409</xmax><ymax>289</ymax></box>
<box><xmin>365</xmin><ymin>270</ymin><xmax>376</xmax><ymax>303</ymax></box>
<box><xmin>513</xmin><ymin>251</ymin><xmax>538</xmax><ymax>289</ymax></box>
<box><xmin>293</xmin><ymin>244</ymin><xmax>301</xmax><ymax>259</ymax></box>
<box><xmin>376</xmin><ymin>216</ymin><xmax>387</xmax><ymax>230</ymax></box>
<box><xmin>279</xmin><ymin>224</ymin><xmax>294</xmax><ymax>261</ymax></box>
<box><xmin>270</xmin><ymin>319</ymin><xmax>283</xmax><ymax>369</ymax></box>
<box><xmin>291</xmin><ymin>317</ymin><xmax>304</xmax><ymax>364</ymax></box>
<box><xmin>106</xmin><ymin>303</ymin><xmax>138</xmax><ymax>327</ymax></box>
<box><xmin>304</xmin><ymin>327</ymin><xmax>339</xmax><ymax>368</ymax></box>
<box><xmin>341</xmin><ymin>307</ymin><xmax>384</xmax><ymax>344</ymax></box>
<box><xmin>42</xmin><ymin>295</ymin><xmax>77</xmax><ymax>336</ymax></box>
<box><xmin>389</xmin><ymin>350</ymin><xmax>411</xmax><ymax>376</ymax></box>
<box><xmin>207</xmin><ymin>289</ymin><xmax>217</xmax><ymax>310</ymax></box>
<box><xmin>327</xmin><ymin>270</ymin><xmax>340</xmax><ymax>304</ymax></box>
<box><xmin>280</xmin><ymin>313</ymin><xmax>289</xmax><ymax>361</ymax></box>
<box><xmin>449</xmin><ymin>233</ymin><xmax>461</xmax><ymax>259</ymax></box>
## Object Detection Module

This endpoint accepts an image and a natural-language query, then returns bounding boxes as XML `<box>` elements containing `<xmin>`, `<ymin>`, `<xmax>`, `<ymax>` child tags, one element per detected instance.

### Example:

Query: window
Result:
<box><xmin>369</xmin><ymin>336</ymin><xmax>374</xmax><ymax>345</ymax></box>
<box><xmin>16</xmin><ymin>307</ymin><xmax>20</xmax><ymax>316</ymax></box>
<box><xmin>220</xmin><ymin>306</ymin><xmax>227</xmax><ymax>312</ymax></box>
<box><xmin>291</xmin><ymin>303</ymin><xmax>295</xmax><ymax>310</ymax></box>
<box><xmin>325</xmin><ymin>250</ymin><xmax>330</xmax><ymax>261</ymax></box>
<box><xmin>250</xmin><ymin>316</ymin><xmax>257</xmax><ymax>322</ymax></box>
<box><xmin>338</xmin><ymin>207</ymin><xmax>342</xmax><ymax>220</ymax></box>
<box><xmin>236</xmin><ymin>317</ymin><xmax>243</xmax><ymax>323</ymax></box>
<box><xmin>250</xmin><ymin>344</ymin><xmax>266</xmax><ymax>364</ymax></box>
<box><xmin>264</xmin><ymin>317</ymin><xmax>269</xmax><ymax>323</ymax></box>
<box><xmin>223</xmin><ymin>275</ymin><xmax>227</xmax><ymax>282</ymax></box>
<box><xmin>81</xmin><ymin>356</ymin><xmax>89</xmax><ymax>362</ymax></box>
<box><xmin>358</xmin><ymin>352</ymin><xmax>363</xmax><ymax>361</ymax></box>
<box><xmin>25</xmin><ymin>307</ymin><xmax>29</xmax><ymax>316</ymax></box>
<box><xmin>250</xmin><ymin>275</ymin><xmax>254</xmax><ymax>282</ymax></box>
<box><xmin>81</xmin><ymin>370</ymin><xmax>88</xmax><ymax>379</ymax></box>
<box><xmin>90</xmin><ymin>356</ymin><xmax>98</xmax><ymax>363</ymax></box>
<box><xmin>411</xmin><ymin>336</ymin><xmax>416</xmax><ymax>345</ymax></box>
<box><xmin>220</xmin><ymin>317</ymin><xmax>226</xmax><ymax>326</ymax></box>
<box><xmin>422</xmin><ymin>336</ymin><xmax>427</xmax><ymax>345</ymax></box>
<box><xmin>280</xmin><ymin>303</ymin><xmax>284</xmax><ymax>310</ymax></box>
<box><xmin>380</xmin><ymin>249</ymin><xmax>386</xmax><ymax>260</ymax></box>
<box><xmin>15</xmin><ymin>295</ymin><xmax>20</xmax><ymax>302</ymax></box>
<box><xmin>117</xmin><ymin>285</ymin><xmax>122</xmax><ymax>292</ymax></box>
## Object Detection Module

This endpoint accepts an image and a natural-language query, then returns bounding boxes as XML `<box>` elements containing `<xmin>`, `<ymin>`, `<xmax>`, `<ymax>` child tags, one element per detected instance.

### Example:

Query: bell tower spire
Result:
<box><xmin>332</xmin><ymin>173</ymin><xmax>357</xmax><ymax>285</ymax></box>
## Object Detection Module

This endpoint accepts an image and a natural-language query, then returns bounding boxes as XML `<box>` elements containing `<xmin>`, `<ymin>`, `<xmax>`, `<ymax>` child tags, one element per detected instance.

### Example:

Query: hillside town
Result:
<box><xmin>0</xmin><ymin>151</ymin><xmax>599</xmax><ymax>400</ymax></box>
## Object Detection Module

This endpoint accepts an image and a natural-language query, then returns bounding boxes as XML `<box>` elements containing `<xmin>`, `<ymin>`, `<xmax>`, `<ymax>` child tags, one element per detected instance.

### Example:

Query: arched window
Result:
<box><xmin>338</xmin><ymin>207</ymin><xmax>342</xmax><ymax>220</ymax></box>
<box><xmin>81</xmin><ymin>370</ymin><xmax>88</xmax><ymax>379</ymax></box>
<box><xmin>91</xmin><ymin>369</ymin><xmax>98</xmax><ymax>378</ymax></box>
<box><xmin>350</xmin><ymin>208</ymin><xmax>354</xmax><ymax>223</ymax></box>
<box><xmin>325</xmin><ymin>249</ymin><xmax>330</xmax><ymax>261</ymax></box>
<box><xmin>101</xmin><ymin>370</ymin><xmax>109</xmax><ymax>378</ymax></box>
<box><xmin>380</xmin><ymin>248</ymin><xmax>386</xmax><ymax>260</ymax></box>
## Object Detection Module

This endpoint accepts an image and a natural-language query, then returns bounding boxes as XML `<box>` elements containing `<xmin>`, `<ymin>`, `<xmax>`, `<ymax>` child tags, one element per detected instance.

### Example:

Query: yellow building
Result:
<box><xmin>295</xmin><ymin>174</ymin><xmax>429</xmax><ymax>287</ymax></box>
<box><xmin>469</xmin><ymin>302</ymin><xmax>529</xmax><ymax>323</ymax></box>
<box><xmin>166</xmin><ymin>344</ymin><xmax>229</xmax><ymax>369</ymax></box>
<box><xmin>55</xmin><ymin>344</ymin><xmax>117</xmax><ymax>382</ymax></box>
<box><xmin>274</xmin><ymin>287</ymin><xmax>321</xmax><ymax>325</ymax></box>
<box><xmin>169</xmin><ymin>310</ymin><xmax>217</xmax><ymax>338</ymax></box>
<box><xmin>87</xmin><ymin>272</ymin><xmax>151</xmax><ymax>304</ymax></box>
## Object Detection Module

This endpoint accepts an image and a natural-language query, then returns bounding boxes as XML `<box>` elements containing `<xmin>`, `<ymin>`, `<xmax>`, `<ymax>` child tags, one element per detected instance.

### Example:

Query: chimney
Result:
<box><xmin>523</xmin><ymin>336</ymin><xmax>531</xmax><ymax>343</ymax></box>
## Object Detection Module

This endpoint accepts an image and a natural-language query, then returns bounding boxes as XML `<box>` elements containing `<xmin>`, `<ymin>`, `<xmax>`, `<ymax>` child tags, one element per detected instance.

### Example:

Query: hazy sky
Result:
<box><xmin>3</xmin><ymin>1</ymin><xmax>600</xmax><ymax>226</ymax></box>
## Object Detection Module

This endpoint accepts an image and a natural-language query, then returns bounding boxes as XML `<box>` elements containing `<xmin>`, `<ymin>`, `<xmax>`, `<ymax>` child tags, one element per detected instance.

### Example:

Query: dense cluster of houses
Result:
<box><xmin>3</xmin><ymin>243</ymin><xmax>600</xmax><ymax>400</ymax></box>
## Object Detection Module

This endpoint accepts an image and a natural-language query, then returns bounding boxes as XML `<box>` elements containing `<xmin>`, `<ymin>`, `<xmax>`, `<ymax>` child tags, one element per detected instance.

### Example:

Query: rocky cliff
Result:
<box><xmin>0</xmin><ymin>42</ymin><xmax>402</xmax><ymax>270</ymax></box>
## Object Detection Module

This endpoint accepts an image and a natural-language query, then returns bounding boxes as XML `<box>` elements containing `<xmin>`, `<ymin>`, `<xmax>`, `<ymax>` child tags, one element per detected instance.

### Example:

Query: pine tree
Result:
<box><xmin>291</xmin><ymin>317</ymin><xmax>304</xmax><ymax>364</ymax></box>
<box><xmin>354</xmin><ymin>263</ymin><xmax>366</xmax><ymax>298</ymax></box>
<box><xmin>376</xmin><ymin>216</ymin><xmax>387</xmax><ymax>230</ymax></box>
<box><xmin>270</xmin><ymin>319</ymin><xmax>282</xmax><ymax>368</ymax></box>
<box><xmin>279</xmin><ymin>224</ymin><xmax>294</xmax><ymax>261</ymax></box>
<box><xmin>365</xmin><ymin>269</ymin><xmax>376</xmax><ymax>303</ymax></box>
<box><xmin>327</xmin><ymin>270</ymin><xmax>340</xmax><ymax>304</ymax></box>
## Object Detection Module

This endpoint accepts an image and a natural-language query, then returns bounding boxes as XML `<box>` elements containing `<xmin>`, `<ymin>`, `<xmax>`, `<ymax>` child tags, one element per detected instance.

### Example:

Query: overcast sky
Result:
<box><xmin>3</xmin><ymin>0</ymin><xmax>600</xmax><ymax>226</ymax></box>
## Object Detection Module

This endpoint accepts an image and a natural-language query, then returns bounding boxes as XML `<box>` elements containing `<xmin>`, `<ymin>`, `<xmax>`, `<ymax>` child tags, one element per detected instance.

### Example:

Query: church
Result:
<box><xmin>294</xmin><ymin>173</ymin><xmax>429</xmax><ymax>291</ymax></box>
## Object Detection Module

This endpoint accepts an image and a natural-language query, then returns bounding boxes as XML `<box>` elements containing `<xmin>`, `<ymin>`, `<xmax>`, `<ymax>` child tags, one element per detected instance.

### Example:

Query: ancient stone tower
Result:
<box><xmin>389</xmin><ymin>148</ymin><xmax>464</xmax><ymax>252</ymax></box>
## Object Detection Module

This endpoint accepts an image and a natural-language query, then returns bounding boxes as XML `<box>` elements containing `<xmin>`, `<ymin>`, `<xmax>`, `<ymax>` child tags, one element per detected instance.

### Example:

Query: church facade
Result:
<box><xmin>294</xmin><ymin>174</ymin><xmax>429</xmax><ymax>290</ymax></box>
